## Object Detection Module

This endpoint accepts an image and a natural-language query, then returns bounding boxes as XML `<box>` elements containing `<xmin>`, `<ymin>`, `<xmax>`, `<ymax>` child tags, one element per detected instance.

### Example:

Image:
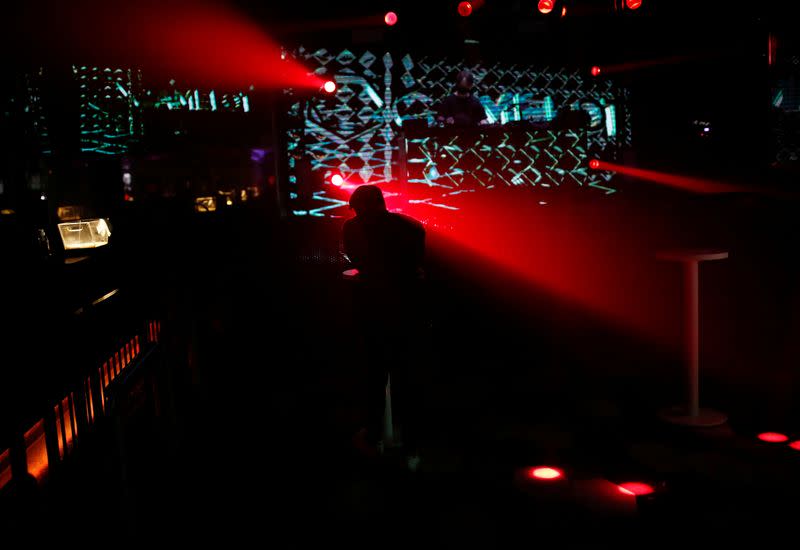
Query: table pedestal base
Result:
<box><xmin>658</xmin><ymin>406</ymin><xmax>728</xmax><ymax>427</ymax></box>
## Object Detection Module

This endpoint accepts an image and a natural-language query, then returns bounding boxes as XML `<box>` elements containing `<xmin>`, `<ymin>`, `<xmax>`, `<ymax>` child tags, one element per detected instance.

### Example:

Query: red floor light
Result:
<box><xmin>589</xmin><ymin>159</ymin><xmax>600</xmax><ymax>169</ymax></box>
<box><xmin>591</xmin><ymin>66</ymin><xmax>601</xmax><ymax>77</ymax></box>
<box><xmin>618</xmin><ymin>482</ymin><xmax>655</xmax><ymax>496</ymax></box>
<box><xmin>758</xmin><ymin>432</ymin><xmax>789</xmax><ymax>443</ymax></box>
<box><xmin>789</xmin><ymin>441</ymin><xmax>800</xmax><ymax>451</ymax></box>
<box><xmin>527</xmin><ymin>467</ymin><xmax>564</xmax><ymax>480</ymax></box>
<box><xmin>331</xmin><ymin>174</ymin><xmax>344</xmax><ymax>186</ymax></box>
<box><xmin>626</xmin><ymin>0</ymin><xmax>643</xmax><ymax>9</ymax></box>
<box><xmin>458</xmin><ymin>2</ymin><xmax>473</xmax><ymax>17</ymax></box>
<box><xmin>538</xmin><ymin>0</ymin><xmax>554</xmax><ymax>15</ymax></box>
<box><xmin>323</xmin><ymin>80</ymin><xmax>337</xmax><ymax>94</ymax></box>
<box><xmin>384</xmin><ymin>12</ymin><xmax>397</xmax><ymax>26</ymax></box>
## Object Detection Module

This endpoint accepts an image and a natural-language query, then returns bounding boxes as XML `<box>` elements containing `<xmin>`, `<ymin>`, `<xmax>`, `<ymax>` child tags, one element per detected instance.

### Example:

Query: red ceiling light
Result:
<box><xmin>618</xmin><ymin>482</ymin><xmax>655</xmax><ymax>496</ymax></box>
<box><xmin>589</xmin><ymin>159</ymin><xmax>600</xmax><ymax>169</ymax></box>
<box><xmin>538</xmin><ymin>0</ymin><xmax>554</xmax><ymax>14</ymax></box>
<box><xmin>384</xmin><ymin>11</ymin><xmax>398</xmax><ymax>26</ymax></box>
<box><xmin>527</xmin><ymin>466</ymin><xmax>564</xmax><ymax>480</ymax></box>
<box><xmin>626</xmin><ymin>0</ymin><xmax>643</xmax><ymax>9</ymax></box>
<box><xmin>561</xmin><ymin>5</ymin><xmax>567</xmax><ymax>17</ymax></box>
<box><xmin>758</xmin><ymin>432</ymin><xmax>789</xmax><ymax>443</ymax></box>
<box><xmin>789</xmin><ymin>441</ymin><xmax>800</xmax><ymax>451</ymax></box>
<box><xmin>458</xmin><ymin>2</ymin><xmax>473</xmax><ymax>17</ymax></box>
<box><xmin>591</xmin><ymin>65</ymin><xmax>602</xmax><ymax>77</ymax></box>
<box><xmin>323</xmin><ymin>80</ymin><xmax>337</xmax><ymax>94</ymax></box>
<box><xmin>330</xmin><ymin>174</ymin><xmax>344</xmax><ymax>187</ymax></box>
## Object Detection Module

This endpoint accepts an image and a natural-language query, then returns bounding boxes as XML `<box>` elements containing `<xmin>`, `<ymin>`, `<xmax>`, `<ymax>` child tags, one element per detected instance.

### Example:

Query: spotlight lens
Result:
<box><xmin>528</xmin><ymin>467</ymin><xmax>563</xmax><ymax>480</ymax></box>
<box><xmin>591</xmin><ymin>66</ymin><xmax>601</xmax><ymax>76</ymax></box>
<box><xmin>384</xmin><ymin>11</ymin><xmax>398</xmax><ymax>26</ymax></box>
<box><xmin>589</xmin><ymin>159</ymin><xmax>600</xmax><ymax>169</ymax></box>
<box><xmin>626</xmin><ymin>0</ymin><xmax>643</xmax><ymax>9</ymax></box>
<box><xmin>618</xmin><ymin>482</ymin><xmax>655</xmax><ymax>496</ymax></box>
<box><xmin>331</xmin><ymin>174</ymin><xmax>344</xmax><ymax>186</ymax></box>
<box><xmin>458</xmin><ymin>1</ymin><xmax>473</xmax><ymax>17</ymax></box>
<box><xmin>323</xmin><ymin>80</ymin><xmax>337</xmax><ymax>93</ymax></box>
<box><xmin>538</xmin><ymin>0</ymin><xmax>554</xmax><ymax>14</ymax></box>
<box><xmin>758</xmin><ymin>432</ymin><xmax>788</xmax><ymax>443</ymax></box>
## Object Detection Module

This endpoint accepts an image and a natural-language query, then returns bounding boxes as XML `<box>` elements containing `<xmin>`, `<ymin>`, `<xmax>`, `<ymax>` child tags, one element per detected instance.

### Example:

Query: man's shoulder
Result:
<box><xmin>388</xmin><ymin>212</ymin><xmax>425</xmax><ymax>231</ymax></box>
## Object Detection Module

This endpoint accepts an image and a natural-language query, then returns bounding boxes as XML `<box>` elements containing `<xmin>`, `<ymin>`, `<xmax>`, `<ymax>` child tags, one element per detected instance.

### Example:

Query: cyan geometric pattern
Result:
<box><xmin>286</xmin><ymin>48</ymin><xmax>630</xmax><ymax>217</ymax></box>
<box><xmin>71</xmin><ymin>66</ymin><xmax>145</xmax><ymax>156</ymax></box>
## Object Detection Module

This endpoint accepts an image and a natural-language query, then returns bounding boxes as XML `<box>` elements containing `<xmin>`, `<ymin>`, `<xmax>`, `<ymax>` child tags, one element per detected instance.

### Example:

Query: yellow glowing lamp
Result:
<box><xmin>57</xmin><ymin>218</ymin><xmax>111</xmax><ymax>250</ymax></box>
<box><xmin>195</xmin><ymin>196</ymin><xmax>217</xmax><ymax>212</ymax></box>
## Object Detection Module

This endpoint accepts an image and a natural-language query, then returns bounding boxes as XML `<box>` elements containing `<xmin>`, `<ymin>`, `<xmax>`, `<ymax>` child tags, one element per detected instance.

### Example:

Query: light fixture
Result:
<box><xmin>57</xmin><ymin>218</ymin><xmax>111</xmax><ymax>250</ymax></box>
<box><xmin>538</xmin><ymin>0</ymin><xmax>555</xmax><ymax>15</ymax></box>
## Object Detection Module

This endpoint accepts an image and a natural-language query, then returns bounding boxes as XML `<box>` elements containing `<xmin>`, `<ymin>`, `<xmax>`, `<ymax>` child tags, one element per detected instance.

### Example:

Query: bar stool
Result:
<box><xmin>656</xmin><ymin>249</ymin><xmax>728</xmax><ymax>427</ymax></box>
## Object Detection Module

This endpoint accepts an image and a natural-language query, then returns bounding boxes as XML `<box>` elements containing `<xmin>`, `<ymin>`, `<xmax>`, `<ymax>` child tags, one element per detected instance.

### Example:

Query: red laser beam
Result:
<box><xmin>591</xmin><ymin>160</ymin><xmax>752</xmax><ymax>194</ymax></box>
<box><xmin>18</xmin><ymin>0</ymin><xmax>323</xmax><ymax>90</ymax></box>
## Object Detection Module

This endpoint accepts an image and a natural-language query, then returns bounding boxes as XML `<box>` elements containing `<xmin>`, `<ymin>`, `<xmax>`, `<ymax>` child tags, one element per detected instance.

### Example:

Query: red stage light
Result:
<box><xmin>331</xmin><ymin>174</ymin><xmax>344</xmax><ymax>186</ymax></box>
<box><xmin>758</xmin><ymin>432</ymin><xmax>789</xmax><ymax>443</ymax></box>
<box><xmin>626</xmin><ymin>0</ymin><xmax>643</xmax><ymax>9</ymax></box>
<box><xmin>458</xmin><ymin>2</ymin><xmax>473</xmax><ymax>17</ymax></box>
<box><xmin>618</xmin><ymin>482</ymin><xmax>655</xmax><ymax>496</ymax></box>
<box><xmin>538</xmin><ymin>0</ymin><xmax>554</xmax><ymax>14</ymax></box>
<box><xmin>591</xmin><ymin>66</ymin><xmax>601</xmax><ymax>77</ymax></box>
<box><xmin>789</xmin><ymin>441</ymin><xmax>800</xmax><ymax>451</ymax></box>
<box><xmin>561</xmin><ymin>5</ymin><xmax>567</xmax><ymax>17</ymax></box>
<box><xmin>384</xmin><ymin>11</ymin><xmax>398</xmax><ymax>26</ymax></box>
<box><xmin>527</xmin><ymin>467</ymin><xmax>564</xmax><ymax>480</ymax></box>
<box><xmin>323</xmin><ymin>80</ymin><xmax>337</xmax><ymax>94</ymax></box>
<box><xmin>589</xmin><ymin>159</ymin><xmax>600</xmax><ymax>169</ymax></box>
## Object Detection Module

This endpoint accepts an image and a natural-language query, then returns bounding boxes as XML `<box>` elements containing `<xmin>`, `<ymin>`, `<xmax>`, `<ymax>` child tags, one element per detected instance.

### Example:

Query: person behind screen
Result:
<box><xmin>435</xmin><ymin>69</ymin><xmax>489</xmax><ymax>127</ymax></box>
<box><xmin>343</xmin><ymin>185</ymin><xmax>426</xmax><ymax>471</ymax></box>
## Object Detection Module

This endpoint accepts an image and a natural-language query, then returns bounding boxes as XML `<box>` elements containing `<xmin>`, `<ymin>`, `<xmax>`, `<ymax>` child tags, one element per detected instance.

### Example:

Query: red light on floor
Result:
<box><xmin>384</xmin><ymin>12</ymin><xmax>398</xmax><ymax>26</ymax></box>
<box><xmin>458</xmin><ymin>2</ymin><xmax>473</xmax><ymax>16</ymax></box>
<box><xmin>538</xmin><ymin>0</ymin><xmax>554</xmax><ymax>14</ymax></box>
<box><xmin>758</xmin><ymin>432</ymin><xmax>789</xmax><ymax>443</ymax></box>
<box><xmin>589</xmin><ymin>159</ymin><xmax>600</xmax><ymax>169</ymax></box>
<box><xmin>618</xmin><ymin>482</ymin><xmax>655</xmax><ymax>496</ymax></box>
<box><xmin>591</xmin><ymin>66</ymin><xmax>601</xmax><ymax>77</ymax></box>
<box><xmin>789</xmin><ymin>441</ymin><xmax>800</xmax><ymax>451</ymax></box>
<box><xmin>323</xmin><ymin>80</ymin><xmax>337</xmax><ymax>94</ymax></box>
<box><xmin>527</xmin><ymin>467</ymin><xmax>564</xmax><ymax>480</ymax></box>
<box><xmin>626</xmin><ymin>0</ymin><xmax>643</xmax><ymax>9</ymax></box>
<box><xmin>331</xmin><ymin>174</ymin><xmax>344</xmax><ymax>186</ymax></box>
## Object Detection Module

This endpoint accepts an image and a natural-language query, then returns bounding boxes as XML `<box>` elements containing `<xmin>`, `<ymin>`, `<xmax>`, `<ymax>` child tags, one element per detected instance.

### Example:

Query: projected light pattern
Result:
<box><xmin>22</xmin><ymin>67</ymin><xmax>255</xmax><ymax>157</ymax></box>
<box><xmin>23</xmin><ymin>69</ymin><xmax>52</xmax><ymax>155</ymax></box>
<box><xmin>72</xmin><ymin>66</ymin><xmax>145</xmax><ymax>155</ymax></box>
<box><xmin>286</xmin><ymin>48</ymin><xmax>630</xmax><ymax>217</ymax></box>
<box><xmin>405</xmin><ymin>128</ymin><xmax>614</xmax><ymax>194</ymax></box>
<box><xmin>153</xmin><ymin>88</ymin><xmax>252</xmax><ymax>112</ymax></box>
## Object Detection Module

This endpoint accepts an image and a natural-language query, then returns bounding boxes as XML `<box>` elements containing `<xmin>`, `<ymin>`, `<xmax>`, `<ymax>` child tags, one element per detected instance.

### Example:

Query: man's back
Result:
<box><xmin>343</xmin><ymin>211</ymin><xmax>425</xmax><ymax>283</ymax></box>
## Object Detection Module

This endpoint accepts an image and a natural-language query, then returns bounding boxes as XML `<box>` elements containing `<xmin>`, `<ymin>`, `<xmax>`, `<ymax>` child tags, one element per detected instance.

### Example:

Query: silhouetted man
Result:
<box><xmin>435</xmin><ymin>69</ymin><xmax>489</xmax><ymax>128</ymax></box>
<box><xmin>343</xmin><ymin>185</ymin><xmax>425</xmax><ymax>470</ymax></box>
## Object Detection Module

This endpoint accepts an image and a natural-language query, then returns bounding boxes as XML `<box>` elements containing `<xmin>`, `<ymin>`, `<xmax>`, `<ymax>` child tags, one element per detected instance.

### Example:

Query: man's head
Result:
<box><xmin>455</xmin><ymin>69</ymin><xmax>474</xmax><ymax>97</ymax></box>
<box><xmin>349</xmin><ymin>184</ymin><xmax>386</xmax><ymax>216</ymax></box>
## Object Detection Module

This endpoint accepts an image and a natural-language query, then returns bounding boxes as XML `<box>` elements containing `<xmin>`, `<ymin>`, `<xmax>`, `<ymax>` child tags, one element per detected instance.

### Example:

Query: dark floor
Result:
<box><xmin>6</xmin><ymin>184</ymin><xmax>800</xmax><ymax>546</ymax></box>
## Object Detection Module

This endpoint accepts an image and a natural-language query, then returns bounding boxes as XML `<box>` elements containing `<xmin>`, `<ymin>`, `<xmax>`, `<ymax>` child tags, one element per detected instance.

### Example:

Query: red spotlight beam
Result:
<box><xmin>593</xmin><ymin>161</ymin><xmax>755</xmax><ymax>195</ymax></box>
<box><xmin>18</xmin><ymin>0</ymin><xmax>324</xmax><ymax>91</ymax></box>
<box><xmin>597</xmin><ymin>52</ymin><xmax>726</xmax><ymax>75</ymax></box>
<box><xmin>276</xmin><ymin>14</ymin><xmax>391</xmax><ymax>35</ymax></box>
